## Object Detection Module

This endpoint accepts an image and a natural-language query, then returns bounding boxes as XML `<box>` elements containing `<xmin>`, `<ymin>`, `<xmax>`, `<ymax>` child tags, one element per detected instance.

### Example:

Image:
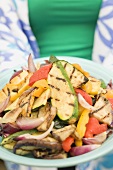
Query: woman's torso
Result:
<box><xmin>28</xmin><ymin>0</ymin><xmax>102</xmax><ymax>60</ymax></box>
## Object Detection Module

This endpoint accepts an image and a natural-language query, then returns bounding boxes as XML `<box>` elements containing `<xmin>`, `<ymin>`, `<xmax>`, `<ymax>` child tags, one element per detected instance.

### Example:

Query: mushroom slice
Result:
<box><xmin>13</xmin><ymin>137</ymin><xmax>62</xmax><ymax>155</ymax></box>
<box><xmin>52</xmin><ymin>124</ymin><xmax>76</xmax><ymax>141</ymax></box>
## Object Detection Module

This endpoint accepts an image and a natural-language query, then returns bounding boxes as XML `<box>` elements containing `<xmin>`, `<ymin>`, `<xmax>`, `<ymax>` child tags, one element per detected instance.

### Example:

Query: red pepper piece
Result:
<box><xmin>29</xmin><ymin>64</ymin><xmax>52</xmax><ymax>86</ymax></box>
<box><xmin>62</xmin><ymin>137</ymin><xmax>74</xmax><ymax>152</ymax></box>
<box><xmin>75</xmin><ymin>89</ymin><xmax>92</xmax><ymax>105</ymax></box>
<box><xmin>85</xmin><ymin>117</ymin><xmax>108</xmax><ymax>138</ymax></box>
<box><xmin>108</xmin><ymin>98</ymin><xmax>113</xmax><ymax>110</ymax></box>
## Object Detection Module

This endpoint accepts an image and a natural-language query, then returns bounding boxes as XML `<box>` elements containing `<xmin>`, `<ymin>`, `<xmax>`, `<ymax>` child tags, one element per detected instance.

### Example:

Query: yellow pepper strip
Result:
<box><xmin>33</xmin><ymin>79</ymin><xmax>49</xmax><ymax>89</ymax></box>
<box><xmin>75</xmin><ymin>109</ymin><xmax>90</xmax><ymax>146</ymax></box>
<box><xmin>75</xmin><ymin>139</ymin><xmax>83</xmax><ymax>146</ymax></box>
<box><xmin>82</xmin><ymin>81</ymin><xmax>92</xmax><ymax>94</ymax></box>
<box><xmin>32</xmin><ymin>79</ymin><xmax>49</xmax><ymax>97</ymax></box>
<box><xmin>103</xmin><ymin>89</ymin><xmax>113</xmax><ymax>99</ymax></box>
<box><xmin>88</xmin><ymin>77</ymin><xmax>101</xmax><ymax>95</ymax></box>
<box><xmin>33</xmin><ymin>87</ymin><xmax>45</xmax><ymax>97</ymax></box>
<box><xmin>78</xmin><ymin>104</ymin><xmax>85</xmax><ymax>116</ymax></box>
<box><xmin>72</xmin><ymin>63</ymin><xmax>90</xmax><ymax>77</ymax></box>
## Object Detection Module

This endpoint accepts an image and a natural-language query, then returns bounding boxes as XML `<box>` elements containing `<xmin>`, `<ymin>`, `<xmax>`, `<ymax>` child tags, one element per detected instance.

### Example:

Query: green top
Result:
<box><xmin>28</xmin><ymin>0</ymin><xmax>102</xmax><ymax>60</ymax></box>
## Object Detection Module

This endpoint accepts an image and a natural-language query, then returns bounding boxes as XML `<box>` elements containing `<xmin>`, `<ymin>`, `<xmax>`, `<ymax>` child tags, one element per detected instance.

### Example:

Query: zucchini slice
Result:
<box><xmin>32</xmin><ymin>89</ymin><xmax>51</xmax><ymax>111</ymax></box>
<box><xmin>48</xmin><ymin>60</ymin><xmax>88</xmax><ymax>121</ymax></box>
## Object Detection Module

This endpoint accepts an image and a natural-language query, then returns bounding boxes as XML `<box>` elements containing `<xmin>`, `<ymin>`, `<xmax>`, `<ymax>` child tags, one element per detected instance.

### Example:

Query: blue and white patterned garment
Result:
<box><xmin>92</xmin><ymin>0</ymin><xmax>113</xmax><ymax>71</ymax></box>
<box><xmin>0</xmin><ymin>0</ymin><xmax>39</xmax><ymax>72</ymax></box>
<box><xmin>0</xmin><ymin>0</ymin><xmax>113</xmax><ymax>170</ymax></box>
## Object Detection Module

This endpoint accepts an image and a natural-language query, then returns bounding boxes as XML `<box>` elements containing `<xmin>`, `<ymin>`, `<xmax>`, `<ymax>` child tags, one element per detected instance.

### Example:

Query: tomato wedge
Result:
<box><xmin>75</xmin><ymin>89</ymin><xmax>92</xmax><ymax>105</ymax></box>
<box><xmin>29</xmin><ymin>64</ymin><xmax>52</xmax><ymax>86</ymax></box>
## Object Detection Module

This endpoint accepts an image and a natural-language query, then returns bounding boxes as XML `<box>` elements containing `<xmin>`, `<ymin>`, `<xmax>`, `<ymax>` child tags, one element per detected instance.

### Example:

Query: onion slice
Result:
<box><xmin>77</xmin><ymin>93</ymin><xmax>95</xmax><ymax>111</ymax></box>
<box><xmin>17</xmin><ymin>121</ymin><xmax>54</xmax><ymax>140</ymax></box>
<box><xmin>21</xmin><ymin>66</ymin><xmax>28</xmax><ymax>71</ymax></box>
<box><xmin>70</xmin><ymin>144</ymin><xmax>101</xmax><ymax>156</ymax></box>
<box><xmin>9</xmin><ymin>70</ymin><xmax>23</xmax><ymax>81</ymax></box>
<box><xmin>0</xmin><ymin>96</ymin><xmax>10</xmax><ymax>114</ymax></box>
<box><xmin>28</xmin><ymin>54</ymin><xmax>37</xmax><ymax>73</ymax></box>
<box><xmin>0</xmin><ymin>107</ymin><xmax>22</xmax><ymax>123</ymax></box>
<box><xmin>1</xmin><ymin>123</ymin><xmax>21</xmax><ymax>135</ymax></box>
<box><xmin>83</xmin><ymin>131</ymin><xmax>107</xmax><ymax>145</ymax></box>
<box><xmin>16</xmin><ymin>117</ymin><xmax>45</xmax><ymax>130</ymax></box>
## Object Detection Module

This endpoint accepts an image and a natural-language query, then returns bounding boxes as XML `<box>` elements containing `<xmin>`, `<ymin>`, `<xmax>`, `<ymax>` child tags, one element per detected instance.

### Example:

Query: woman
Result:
<box><xmin>0</xmin><ymin>0</ymin><xmax>113</xmax><ymax>72</ymax></box>
<box><xmin>0</xmin><ymin>0</ymin><xmax>113</xmax><ymax>170</ymax></box>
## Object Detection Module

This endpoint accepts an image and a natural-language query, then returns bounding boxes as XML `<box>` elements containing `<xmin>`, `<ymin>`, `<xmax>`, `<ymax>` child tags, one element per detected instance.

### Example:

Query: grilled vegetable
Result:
<box><xmin>3</xmin><ymin>141</ymin><xmax>16</xmax><ymax>150</ymax></box>
<box><xmin>92</xmin><ymin>96</ymin><xmax>112</xmax><ymax>125</ymax></box>
<box><xmin>76</xmin><ymin>109</ymin><xmax>90</xmax><ymax>140</ymax></box>
<box><xmin>34</xmin><ymin>150</ymin><xmax>64</xmax><ymax>159</ymax></box>
<box><xmin>37</xmin><ymin>106</ymin><xmax>56</xmax><ymax>131</ymax></box>
<box><xmin>83</xmin><ymin>131</ymin><xmax>107</xmax><ymax>144</ymax></box>
<box><xmin>29</xmin><ymin>64</ymin><xmax>52</xmax><ymax>86</ymax></box>
<box><xmin>48</xmin><ymin>60</ymin><xmax>88</xmax><ymax>121</ymax></box>
<box><xmin>0</xmin><ymin>107</ymin><xmax>22</xmax><ymax>124</ymax></box>
<box><xmin>52</xmin><ymin>124</ymin><xmax>76</xmax><ymax>141</ymax></box>
<box><xmin>13</xmin><ymin>137</ymin><xmax>62</xmax><ymax>155</ymax></box>
<box><xmin>88</xmin><ymin>76</ymin><xmax>101</xmax><ymax>95</ymax></box>
<box><xmin>0</xmin><ymin>122</ymin><xmax>20</xmax><ymax>136</ymax></box>
<box><xmin>19</xmin><ymin>91</ymin><xmax>35</xmax><ymax>117</ymax></box>
<box><xmin>100</xmin><ymin>79</ymin><xmax>107</xmax><ymax>89</ymax></box>
<box><xmin>15</xmin><ymin>148</ymin><xmax>31</xmax><ymax>155</ymax></box>
<box><xmin>5</xmin><ymin>98</ymin><xmax>19</xmax><ymax>112</ymax></box>
<box><xmin>75</xmin><ymin>89</ymin><xmax>92</xmax><ymax>105</ymax></box>
<box><xmin>16</xmin><ymin>117</ymin><xmax>45</xmax><ymax>130</ymax></box>
<box><xmin>3</xmin><ymin>71</ymin><xmax>32</xmax><ymax>102</ymax></box>
<box><xmin>0</xmin><ymin>96</ymin><xmax>10</xmax><ymax>114</ymax></box>
<box><xmin>1</xmin><ymin>129</ymin><xmax>37</xmax><ymax>145</ymax></box>
<box><xmin>16</xmin><ymin>121</ymin><xmax>54</xmax><ymax>140</ymax></box>
<box><xmin>85</xmin><ymin>117</ymin><xmax>108</xmax><ymax>138</ymax></box>
<box><xmin>62</xmin><ymin>136</ymin><xmax>74</xmax><ymax>152</ymax></box>
<box><xmin>32</xmin><ymin>89</ymin><xmax>51</xmax><ymax>111</ymax></box>
<box><xmin>70</xmin><ymin>144</ymin><xmax>101</xmax><ymax>156</ymax></box>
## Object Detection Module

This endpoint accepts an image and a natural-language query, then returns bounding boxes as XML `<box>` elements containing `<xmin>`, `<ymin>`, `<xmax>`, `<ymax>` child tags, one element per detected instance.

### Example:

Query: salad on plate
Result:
<box><xmin>0</xmin><ymin>55</ymin><xmax>113</xmax><ymax>159</ymax></box>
